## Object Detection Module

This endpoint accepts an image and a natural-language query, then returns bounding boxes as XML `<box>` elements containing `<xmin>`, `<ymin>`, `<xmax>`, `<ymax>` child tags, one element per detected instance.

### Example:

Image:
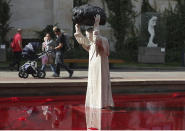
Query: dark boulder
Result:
<box><xmin>72</xmin><ymin>4</ymin><xmax>106</xmax><ymax>26</ymax></box>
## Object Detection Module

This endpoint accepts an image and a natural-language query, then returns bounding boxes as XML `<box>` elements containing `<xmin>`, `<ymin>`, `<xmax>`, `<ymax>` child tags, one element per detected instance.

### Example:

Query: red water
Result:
<box><xmin>0</xmin><ymin>93</ymin><xmax>185</xmax><ymax>130</ymax></box>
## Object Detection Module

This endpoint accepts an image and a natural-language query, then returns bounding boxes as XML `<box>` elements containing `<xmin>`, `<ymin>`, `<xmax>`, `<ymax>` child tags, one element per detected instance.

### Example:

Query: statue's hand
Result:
<box><xmin>94</xmin><ymin>14</ymin><xmax>100</xmax><ymax>25</ymax></box>
<box><xmin>75</xmin><ymin>24</ymin><xmax>81</xmax><ymax>32</ymax></box>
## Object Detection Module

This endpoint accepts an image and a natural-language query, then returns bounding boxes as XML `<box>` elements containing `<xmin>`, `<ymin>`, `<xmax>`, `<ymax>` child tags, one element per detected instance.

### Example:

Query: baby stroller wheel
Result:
<box><xmin>18</xmin><ymin>72</ymin><xmax>23</xmax><ymax>78</ymax></box>
<box><xmin>18</xmin><ymin>70</ymin><xmax>25</xmax><ymax>78</ymax></box>
<box><xmin>22</xmin><ymin>72</ymin><xmax>29</xmax><ymax>78</ymax></box>
<box><xmin>32</xmin><ymin>73</ymin><xmax>38</xmax><ymax>78</ymax></box>
<box><xmin>38</xmin><ymin>70</ymin><xmax>46</xmax><ymax>78</ymax></box>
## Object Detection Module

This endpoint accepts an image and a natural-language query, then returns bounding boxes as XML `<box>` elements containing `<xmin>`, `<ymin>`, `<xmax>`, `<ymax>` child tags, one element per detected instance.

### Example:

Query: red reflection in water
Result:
<box><xmin>10</xmin><ymin>97</ymin><xmax>20</xmax><ymax>102</ymax></box>
<box><xmin>0</xmin><ymin>93</ymin><xmax>185</xmax><ymax>130</ymax></box>
<box><xmin>17</xmin><ymin>117</ymin><xmax>27</xmax><ymax>121</ymax></box>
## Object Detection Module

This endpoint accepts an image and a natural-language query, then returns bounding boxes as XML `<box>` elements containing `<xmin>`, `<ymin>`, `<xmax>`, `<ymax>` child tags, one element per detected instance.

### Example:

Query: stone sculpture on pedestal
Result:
<box><xmin>147</xmin><ymin>16</ymin><xmax>158</xmax><ymax>48</ymax></box>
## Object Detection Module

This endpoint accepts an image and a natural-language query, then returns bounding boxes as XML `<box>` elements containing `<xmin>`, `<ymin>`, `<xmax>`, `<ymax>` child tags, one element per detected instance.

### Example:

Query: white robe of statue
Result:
<box><xmin>85</xmin><ymin>107</ymin><xmax>113</xmax><ymax>130</ymax></box>
<box><xmin>147</xmin><ymin>16</ymin><xmax>158</xmax><ymax>48</ymax></box>
<box><xmin>74</xmin><ymin>15</ymin><xmax>114</xmax><ymax>109</ymax></box>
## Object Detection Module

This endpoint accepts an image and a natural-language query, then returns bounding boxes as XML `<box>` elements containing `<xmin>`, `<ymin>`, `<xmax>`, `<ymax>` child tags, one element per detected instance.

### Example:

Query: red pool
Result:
<box><xmin>0</xmin><ymin>93</ymin><xmax>185</xmax><ymax>130</ymax></box>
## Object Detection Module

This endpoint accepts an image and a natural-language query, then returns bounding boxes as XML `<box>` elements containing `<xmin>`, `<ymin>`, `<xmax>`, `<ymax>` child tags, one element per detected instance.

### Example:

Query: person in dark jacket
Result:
<box><xmin>53</xmin><ymin>26</ymin><xmax>73</xmax><ymax>78</ymax></box>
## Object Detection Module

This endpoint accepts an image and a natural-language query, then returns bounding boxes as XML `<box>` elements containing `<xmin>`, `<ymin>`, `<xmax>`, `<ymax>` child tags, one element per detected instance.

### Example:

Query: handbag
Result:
<box><xmin>47</xmin><ymin>54</ymin><xmax>54</xmax><ymax>64</ymax></box>
<box><xmin>42</xmin><ymin>55</ymin><xmax>48</xmax><ymax>64</ymax></box>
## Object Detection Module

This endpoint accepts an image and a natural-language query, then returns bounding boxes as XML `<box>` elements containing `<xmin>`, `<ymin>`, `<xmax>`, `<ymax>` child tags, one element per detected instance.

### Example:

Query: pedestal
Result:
<box><xmin>138</xmin><ymin>47</ymin><xmax>165</xmax><ymax>64</ymax></box>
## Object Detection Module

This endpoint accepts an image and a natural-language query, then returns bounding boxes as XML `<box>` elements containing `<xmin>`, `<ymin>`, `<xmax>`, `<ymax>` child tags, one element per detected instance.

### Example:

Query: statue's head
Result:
<box><xmin>85</xmin><ymin>27</ymin><xmax>94</xmax><ymax>41</ymax></box>
<box><xmin>149</xmin><ymin>16</ymin><xmax>158</xmax><ymax>26</ymax></box>
<box><xmin>151</xmin><ymin>16</ymin><xmax>158</xmax><ymax>22</ymax></box>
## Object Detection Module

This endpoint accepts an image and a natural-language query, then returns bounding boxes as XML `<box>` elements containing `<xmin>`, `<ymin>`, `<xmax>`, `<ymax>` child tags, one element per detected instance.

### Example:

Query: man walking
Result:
<box><xmin>9</xmin><ymin>28</ymin><xmax>23</xmax><ymax>71</ymax></box>
<box><xmin>53</xmin><ymin>26</ymin><xmax>73</xmax><ymax>78</ymax></box>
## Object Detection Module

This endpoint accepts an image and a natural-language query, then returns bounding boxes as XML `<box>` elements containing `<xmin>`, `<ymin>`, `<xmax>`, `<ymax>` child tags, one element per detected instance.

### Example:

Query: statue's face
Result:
<box><xmin>149</xmin><ymin>16</ymin><xmax>158</xmax><ymax>26</ymax></box>
<box><xmin>86</xmin><ymin>31</ymin><xmax>93</xmax><ymax>41</ymax></box>
<box><xmin>152</xmin><ymin>16</ymin><xmax>158</xmax><ymax>22</ymax></box>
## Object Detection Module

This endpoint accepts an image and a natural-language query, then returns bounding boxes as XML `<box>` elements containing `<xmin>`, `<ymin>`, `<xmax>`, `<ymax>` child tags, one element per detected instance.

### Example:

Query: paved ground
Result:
<box><xmin>0</xmin><ymin>69</ymin><xmax>185</xmax><ymax>83</ymax></box>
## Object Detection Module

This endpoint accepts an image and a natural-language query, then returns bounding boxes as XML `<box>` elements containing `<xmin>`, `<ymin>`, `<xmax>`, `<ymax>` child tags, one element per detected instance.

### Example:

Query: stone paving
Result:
<box><xmin>0</xmin><ymin>69</ymin><xmax>185</xmax><ymax>83</ymax></box>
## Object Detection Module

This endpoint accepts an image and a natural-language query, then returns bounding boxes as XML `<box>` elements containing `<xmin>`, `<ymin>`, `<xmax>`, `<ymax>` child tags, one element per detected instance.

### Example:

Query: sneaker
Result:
<box><xmin>69</xmin><ymin>70</ymin><xmax>73</xmax><ymax>78</ymax></box>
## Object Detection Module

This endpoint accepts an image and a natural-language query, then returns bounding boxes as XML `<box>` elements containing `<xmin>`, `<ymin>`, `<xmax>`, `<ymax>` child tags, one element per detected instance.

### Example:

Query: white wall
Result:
<box><xmin>8</xmin><ymin>0</ymin><xmax>73</xmax><ymax>39</ymax></box>
<box><xmin>53</xmin><ymin>0</ymin><xmax>73</xmax><ymax>33</ymax></box>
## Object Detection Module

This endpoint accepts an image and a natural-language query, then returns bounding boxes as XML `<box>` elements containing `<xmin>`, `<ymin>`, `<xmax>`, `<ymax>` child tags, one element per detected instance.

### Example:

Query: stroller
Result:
<box><xmin>19</xmin><ymin>42</ymin><xmax>53</xmax><ymax>78</ymax></box>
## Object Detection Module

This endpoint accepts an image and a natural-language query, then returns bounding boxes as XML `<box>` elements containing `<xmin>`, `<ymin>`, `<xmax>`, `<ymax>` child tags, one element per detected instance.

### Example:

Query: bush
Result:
<box><xmin>74</xmin><ymin>0</ymin><xmax>88</xmax><ymax>7</ymax></box>
<box><xmin>141</xmin><ymin>0</ymin><xmax>156</xmax><ymax>13</ymax></box>
<box><xmin>163</xmin><ymin>0</ymin><xmax>185</xmax><ymax>63</ymax></box>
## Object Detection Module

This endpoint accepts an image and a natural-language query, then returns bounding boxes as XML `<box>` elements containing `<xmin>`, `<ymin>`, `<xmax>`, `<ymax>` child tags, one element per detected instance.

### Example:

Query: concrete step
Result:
<box><xmin>0</xmin><ymin>80</ymin><xmax>185</xmax><ymax>97</ymax></box>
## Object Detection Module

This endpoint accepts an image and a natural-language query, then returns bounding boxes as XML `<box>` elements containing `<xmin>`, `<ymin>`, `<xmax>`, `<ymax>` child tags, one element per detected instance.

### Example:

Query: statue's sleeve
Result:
<box><xmin>74</xmin><ymin>32</ymin><xmax>90</xmax><ymax>52</ymax></box>
<box><xmin>93</xmin><ymin>24</ymin><xmax>109</xmax><ymax>56</ymax></box>
<box><xmin>104</xmin><ymin>38</ymin><xmax>110</xmax><ymax>56</ymax></box>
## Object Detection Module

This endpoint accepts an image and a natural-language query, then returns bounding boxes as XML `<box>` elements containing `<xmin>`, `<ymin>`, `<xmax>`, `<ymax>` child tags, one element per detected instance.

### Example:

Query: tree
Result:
<box><xmin>105</xmin><ymin>0</ymin><xmax>137</xmax><ymax>60</ymax></box>
<box><xmin>141</xmin><ymin>0</ymin><xmax>156</xmax><ymax>13</ymax></box>
<box><xmin>163</xmin><ymin>0</ymin><xmax>185</xmax><ymax>62</ymax></box>
<box><xmin>74</xmin><ymin>0</ymin><xmax>88</xmax><ymax>7</ymax></box>
<box><xmin>0</xmin><ymin>0</ymin><xmax>11</xmax><ymax>44</ymax></box>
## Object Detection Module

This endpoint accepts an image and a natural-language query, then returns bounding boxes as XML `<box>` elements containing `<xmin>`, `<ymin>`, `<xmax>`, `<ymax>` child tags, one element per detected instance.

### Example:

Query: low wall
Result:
<box><xmin>0</xmin><ymin>80</ymin><xmax>185</xmax><ymax>97</ymax></box>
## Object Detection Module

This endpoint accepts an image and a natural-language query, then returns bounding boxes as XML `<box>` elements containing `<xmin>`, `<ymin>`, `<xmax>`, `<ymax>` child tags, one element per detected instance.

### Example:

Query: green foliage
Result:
<box><xmin>0</xmin><ymin>0</ymin><xmax>11</xmax><ymax>44</ymax></box>
<box><xmin>105</xmin><ymin>0</ymin><xmax>138</xmax><ymax>61</ymax></box>
<box><xmin>162</xmin><ymin>0</ymin><xmax>185</xmax><ymax>62</ymax></box>
<box><xmin>115</xmin><ymin>30</ymin><xmax>139</xmax><ymax>61</ymax></box>
<box><xmin>141</xmin><ymin>0</ymin><xmax>156</xmax><ymax>13</ymax></box>
<box><xmin>74</xmin><ymin>0</ymin><xmax>88</xmax><ymax>6</ymax></box>
<box><xmin>65</xmin><ymin>32</ymin><xmax>88</xmax><ymax>59</ymax></box>
<box><xmin>64</xmin><ymin>43</ymin><xmax>88</xmax><ymax>59</ymax></box>
<box><xmin>36</xmin><ymin>25</ymin><xmax>56</xmax><ymax>41</ymax></box>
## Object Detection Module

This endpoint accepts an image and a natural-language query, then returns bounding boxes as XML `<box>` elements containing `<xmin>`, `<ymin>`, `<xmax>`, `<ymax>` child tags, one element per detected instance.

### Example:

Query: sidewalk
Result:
<box><xmin>0</xmin><ymin>69</ymin><xmax>185</xmax><ymax>81</ymax></box>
